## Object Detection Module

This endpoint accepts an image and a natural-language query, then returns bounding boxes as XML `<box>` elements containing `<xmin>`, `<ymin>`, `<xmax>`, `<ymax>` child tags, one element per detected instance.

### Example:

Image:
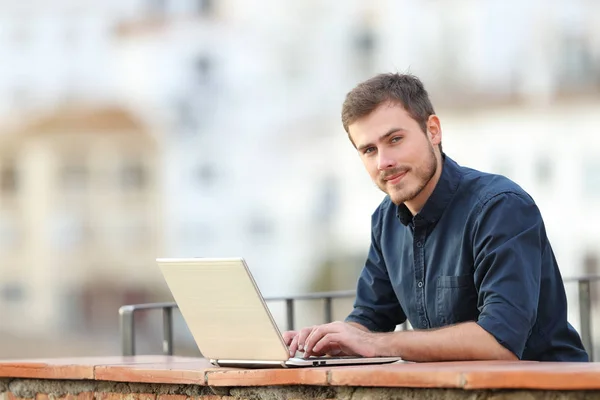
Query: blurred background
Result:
<box><xmin>0</xmin><ymin>0</ymin><xmax>600</xmax><ymax>359</ymax></box>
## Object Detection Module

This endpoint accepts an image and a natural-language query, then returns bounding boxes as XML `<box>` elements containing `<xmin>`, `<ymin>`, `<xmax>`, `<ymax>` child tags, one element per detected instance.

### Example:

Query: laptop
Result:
<box><xmin>156</xmin><ymin>257</ymin><xmax>402</xmax><ymax>368</ymax></box>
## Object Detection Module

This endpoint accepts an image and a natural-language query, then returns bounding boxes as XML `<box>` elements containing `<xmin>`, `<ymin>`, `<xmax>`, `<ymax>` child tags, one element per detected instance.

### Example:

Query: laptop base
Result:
<box><xmin>211</xmin><ymin>356</ymin><xmax>403</xmax><ymax>368</ymax></box>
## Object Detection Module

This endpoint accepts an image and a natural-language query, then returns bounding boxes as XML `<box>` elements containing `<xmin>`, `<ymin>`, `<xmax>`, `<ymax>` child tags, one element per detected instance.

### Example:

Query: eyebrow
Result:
<box><xmin>356</xmin><ymin>127</ymin><xmax>407</xmax><ymax>152</ymax></box>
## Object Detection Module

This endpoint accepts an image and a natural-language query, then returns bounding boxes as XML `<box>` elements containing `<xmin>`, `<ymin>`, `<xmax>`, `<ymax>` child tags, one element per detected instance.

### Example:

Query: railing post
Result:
<box><xmin>286</xmin><ymin>299</ymin><xmax>295</xmax><ymax>331</ymax></box>
<box><xmin>578</xmin><ymin>279</ymin><xmax>594</xmax><ymax>361</ymax></box>
<box><xmin>119</xmin><ymin>305</ymin><xmax>135</xmax><ymax>356</ymax></box>
<box><xmin>163</xmin><ymin>307</ymin><xmax>174</xmax><ymax>356</ymax></box>
<box><xmin>324</xmin><ymin>297</ymin><xmax>333</xmax><ymax>323</ymax></box>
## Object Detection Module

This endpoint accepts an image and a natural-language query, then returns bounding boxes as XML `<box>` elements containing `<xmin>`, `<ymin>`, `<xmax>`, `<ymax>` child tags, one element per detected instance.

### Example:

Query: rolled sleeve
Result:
<box><xmin>345</xmin><ymin>206</ymin><xmax>406</xmax><ymax>332</ymax></box>
<box><xmin>472</xmin><ymin>192</ymin><xmax>543</xmax><ymax>359</ymax></box>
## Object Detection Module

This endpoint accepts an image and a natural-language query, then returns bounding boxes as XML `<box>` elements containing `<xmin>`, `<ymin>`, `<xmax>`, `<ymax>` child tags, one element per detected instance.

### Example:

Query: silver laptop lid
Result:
<box><xmin>157</xmin><ymin>257</ymin><xmax>290</xmax><ymax>362</ymax></box>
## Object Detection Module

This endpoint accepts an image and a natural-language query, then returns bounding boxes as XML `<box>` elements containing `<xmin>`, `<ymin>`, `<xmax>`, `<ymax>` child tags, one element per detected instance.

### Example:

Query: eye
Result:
<box><xmin>391</xmin><ymin>136</ymin><xmax>402</xmax><ymax>143</ymax></box>
<box><xmin>364</xmin><ymin>147</ymin><xmax>376</xmax><ymax>154</ymax></box>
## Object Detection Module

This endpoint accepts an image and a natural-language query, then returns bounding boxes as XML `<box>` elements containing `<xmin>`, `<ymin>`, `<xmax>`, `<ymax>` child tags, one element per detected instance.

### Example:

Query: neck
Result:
<box><xmin>405</xmin><ymin>152</ymin><xmax>444</xmax><ymax>216</ymax></box>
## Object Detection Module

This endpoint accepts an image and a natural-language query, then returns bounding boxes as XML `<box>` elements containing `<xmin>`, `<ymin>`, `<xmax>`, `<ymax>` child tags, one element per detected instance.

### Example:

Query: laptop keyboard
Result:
<box><xmin>289</xmin><ymin>355</ymin><xmax>360</xmax><ymax>361</ymax></box>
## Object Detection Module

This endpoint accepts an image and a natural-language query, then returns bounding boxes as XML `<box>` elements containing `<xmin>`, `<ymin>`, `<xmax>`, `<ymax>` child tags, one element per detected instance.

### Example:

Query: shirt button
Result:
<box><xmin>417</xmin><ymin>281</ymin><xmax>423</xmax><ymax>288</ymax></box>
<box><xmin>416</xmin><ymin>241</ymin><xmax>423</xmax><ymax>248</ymax></box>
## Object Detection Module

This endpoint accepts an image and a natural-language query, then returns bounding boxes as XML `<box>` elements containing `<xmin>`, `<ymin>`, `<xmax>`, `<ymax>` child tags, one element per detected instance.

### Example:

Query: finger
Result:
<box><xmin>288</xmin><ymin>334</ymin><xmax>299</xmax><ymax>357</ymax></box>
<box><xmin>297</xmin><ymin>326</ymin><xmax>315</xmax><ymax>353</ymax></box>
<box><xmin>282</xmin><ymin>330</ymin><xmax>297</xmax><ymax>345</ymax></box>
<box><xmin>304</xmin><ymin>325</ymin><xmax>335</xmax><ymax>358</ymax></box>
<box><xmin>304</xmin><ymin>322</ymin><xmax>340</xmax><ymax>349</ymax></box>
<box><xmin>311</xmin><ymin>332</ymin><xmax>341</xmax><ymax>356</ymax></box>
<box><xmin>327</xmin><ymin>342</ymin><xmax>344</xmax><ymax>356</ymax></box>
<box><xmin>306</xmin><ymin>339</ymin><xmax>341</xmax><ymax>358</ymax></box>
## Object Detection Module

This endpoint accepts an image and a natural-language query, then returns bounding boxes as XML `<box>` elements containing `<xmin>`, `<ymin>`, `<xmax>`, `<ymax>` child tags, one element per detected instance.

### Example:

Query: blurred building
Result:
<box><xmin>0</xmin><ymin>106</ymin><xmax>162</xmax><ymax>336</ymax></box>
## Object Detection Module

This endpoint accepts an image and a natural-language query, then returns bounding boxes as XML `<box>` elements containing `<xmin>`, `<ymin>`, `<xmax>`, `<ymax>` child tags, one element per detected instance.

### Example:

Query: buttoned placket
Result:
<box><xmin>413</xmin><ymin>217</ymin><xmax>429</xmax><ymax>329</ymax></box>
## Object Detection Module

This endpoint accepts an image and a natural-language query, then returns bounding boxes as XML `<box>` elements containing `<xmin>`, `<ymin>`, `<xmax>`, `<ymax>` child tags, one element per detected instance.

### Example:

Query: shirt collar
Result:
<box><xmin>396</xmin><ymin>154</ymin><xmax>463</xmax><ymax>226</ymax></box>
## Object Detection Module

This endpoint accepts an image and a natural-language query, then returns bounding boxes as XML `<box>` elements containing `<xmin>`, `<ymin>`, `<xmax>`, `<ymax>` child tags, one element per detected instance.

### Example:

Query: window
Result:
<box><xmin>583</xmin><ymin>160</ymin><xmax>600</xmax><ymax>198</ymax></box>
<box><xmin>0</xmin><ymin>217</ymin><xmax>21</xmax><ymax>250</ymax></box>
<box><xmin>121</xmin><ymin>161</ymin><xmax>147</xmax><ymax>191</ymax></box>
<box><xmin>583</xmin><ymin>252</ymin><xmax>598</xmax><ymax>276</ymax></box>
<box><xmin>0</xmin><ymin>162</ymin><xmax>18</xmax><ymax>194</ymax></box>
<box><xmin>557</xmin><ymin>34</ymin><xmax>596</xmax><ymax>93</ymax></box>
<box><xmin>52</xmin><ymin>212</ymin><xmax>90</xmax><ymax>251</ymax></box>
<box><xmin>535</xmin><ymin>157</ymin><xmax>552</xmax><ymax>186</ymax></box>
<box><xmin>176</xmin><ymin>99</ymin><xmax>196</xmax><ymax>133</ymax></box>
<box><xmin>147</xmin><ymin>0</ymin><xmax>167</xmax><ymax>16</ymax></box>
<box><xmin>196</xmin><ymin>164</ymin><xmax>216</xmax><ymax>187</ymax></box>
<box><xmin>353</xmin><ymin>23</ymin><xmax>376</xmax><ymax>75</ymax></box>
<box><xmin>1</xmin><ymin>283</ymin><xmax>24</xmax><ymax>303</ymax></box>
<box><xmin>176</xmin><ymin>54</ymin><xmax>216</xmax><ymax>133</ymax></box>
<box><xmin>196</xmin><ymin>0</ymin><xmax>214</xmax><ymax>16</ymax></box>
<box><xmin>247</xmin><ymin>214</ymin><xmax>274</xmax><ymax>239</ymax></box>
<box><xmin>60</xmin><ymin>161</ymin><xmax>88</xmax><ymax>191</ymax></box>
<box><xmin>354</xmin><ymin>28</ymin><xmax>375</xmax><ymax>56</ymax></box>
<box><xmin>195</xmin><ymin>55</ymin><xmax>212</xmax><ymax>85</ymax></box>
<box><xmin>313</xmin><ymin>176</ymin><xmax>339</xmax><ymax>224</ymax></box>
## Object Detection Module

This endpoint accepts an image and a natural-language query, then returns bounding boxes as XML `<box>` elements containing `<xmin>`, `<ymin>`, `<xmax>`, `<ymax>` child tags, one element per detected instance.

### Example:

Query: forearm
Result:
<box><xmin>375</xmin><ymin>322</ymin><xmax>518</xmax><ymax>362</ymax></box>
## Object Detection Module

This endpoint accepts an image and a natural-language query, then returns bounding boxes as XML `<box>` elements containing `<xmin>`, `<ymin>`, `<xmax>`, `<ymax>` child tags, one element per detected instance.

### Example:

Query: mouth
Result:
<box><xmin>384</xmin><ymin>171</ymin><xmax>407</xmax><ymax>185</ymax></box>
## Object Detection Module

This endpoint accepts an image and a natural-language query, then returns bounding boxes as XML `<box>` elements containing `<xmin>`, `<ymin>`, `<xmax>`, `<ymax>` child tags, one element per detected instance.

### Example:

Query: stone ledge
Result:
<box><xmin>0</xmin><ymin>357</ymin><xmax>196</xmax><ymax>381</ymax></box>
<box><xmin>1</xmin><ymin>357</ymin><xmax>600</xmax><ymax>391</ymax></box>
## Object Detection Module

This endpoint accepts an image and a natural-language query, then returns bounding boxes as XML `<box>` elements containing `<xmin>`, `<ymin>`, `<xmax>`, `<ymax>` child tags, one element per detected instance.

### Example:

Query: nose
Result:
<box><xmin>377</xmin><ymin>148</ymin><xmax>396</xmax><ymax>171</ymax></box>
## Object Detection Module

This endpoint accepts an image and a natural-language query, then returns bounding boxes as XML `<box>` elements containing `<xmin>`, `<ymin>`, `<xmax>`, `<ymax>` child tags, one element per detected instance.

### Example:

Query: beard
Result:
<box><xmin>378</xmin><ymin>143</ymin><xmax>438</xmax><ymax>205</ymax></box>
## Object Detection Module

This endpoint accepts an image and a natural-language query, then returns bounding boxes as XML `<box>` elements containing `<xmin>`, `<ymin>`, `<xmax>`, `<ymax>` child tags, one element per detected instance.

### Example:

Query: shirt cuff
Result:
<box><xmin>345</xmin><ymin>314</ymin><xmax>380</xmax><ymax>332</ymax></box>
<box><xmin>477</xmin><ymin>306</ymin><xmax>531</xmax><ymax>359</ymax></box>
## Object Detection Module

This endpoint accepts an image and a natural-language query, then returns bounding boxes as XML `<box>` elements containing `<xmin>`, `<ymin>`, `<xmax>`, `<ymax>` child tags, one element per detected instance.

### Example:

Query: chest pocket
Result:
<box><xmin>436</xmin><ymin>275</ymin><xmax>479</xmax><ymax>327</ymax></box>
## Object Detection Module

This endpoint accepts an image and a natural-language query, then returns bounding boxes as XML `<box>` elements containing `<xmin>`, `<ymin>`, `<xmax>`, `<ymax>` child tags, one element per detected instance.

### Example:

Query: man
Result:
<box><xmin>284</xmin><ymin>73</ymin><xmax>588</xmax><ymax>362</ymax></box>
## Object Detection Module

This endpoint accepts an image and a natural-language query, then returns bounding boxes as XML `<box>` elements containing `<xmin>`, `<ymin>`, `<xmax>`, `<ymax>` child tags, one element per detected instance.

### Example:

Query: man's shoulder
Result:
<box><xmin>458</xmin><ymin>164</ymin><xmax>534</xmax><ymax>208</ymax></box>
<box><xmin>372</xmin><ymin>195</ymin><xmax>395</xmax><ymax>217</ymax></box>
<box><xmin>368</xmin><ymin>195</ymin><xmax>398</xmax><ymax>230</ymax></box>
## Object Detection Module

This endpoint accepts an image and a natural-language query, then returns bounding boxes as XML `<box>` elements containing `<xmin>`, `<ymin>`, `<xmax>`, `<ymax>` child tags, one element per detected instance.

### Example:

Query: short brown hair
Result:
<box><xmin>341</xmin><ymin>73</ymin><xmax>439</xmax><ymax>150</ymax></box>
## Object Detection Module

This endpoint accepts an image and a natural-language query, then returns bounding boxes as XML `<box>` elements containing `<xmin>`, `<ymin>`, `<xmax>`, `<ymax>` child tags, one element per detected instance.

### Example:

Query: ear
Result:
<box><xmin>426</xmin><ymin>115</ymin><xmax>442</xmax><ymax>147</ymax></box>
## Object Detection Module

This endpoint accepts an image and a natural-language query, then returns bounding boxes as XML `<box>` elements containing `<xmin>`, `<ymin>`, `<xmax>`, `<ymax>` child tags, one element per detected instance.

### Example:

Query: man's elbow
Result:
<box><xmin>473</xmin><ymin>322</ymin><xmax>520</xmax><ymax>361</ymax></box>
<box><xmin>498</xmin><ymin>350</ymin><xmax>519</xmax><ymax>361</ymax></box>
<box><xmin>493</xmin><ymin>344</ymin><xmax>519</xmax><ymax>361</ymax></box>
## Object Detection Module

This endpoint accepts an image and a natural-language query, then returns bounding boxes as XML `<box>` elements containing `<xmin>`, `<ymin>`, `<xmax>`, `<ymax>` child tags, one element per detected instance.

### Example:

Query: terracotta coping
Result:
<box><xmin>1</xmin><ymin>357</ymin><xmax>600</xmax><ymax>390</ymax></box>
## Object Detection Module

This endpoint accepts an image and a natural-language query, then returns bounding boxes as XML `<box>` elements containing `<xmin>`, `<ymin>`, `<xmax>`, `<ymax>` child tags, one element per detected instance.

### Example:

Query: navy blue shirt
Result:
<box><xmin>346</xmin><ymin>154</ymin><xmax>588</xmax><ymax>361</ymax></box>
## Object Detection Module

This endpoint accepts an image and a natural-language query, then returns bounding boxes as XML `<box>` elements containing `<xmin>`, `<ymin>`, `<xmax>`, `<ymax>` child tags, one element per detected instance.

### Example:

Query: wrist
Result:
<box><xmin>370</xmin><ymin>332</ymin><xmax>392</xmax><ymax>357</ymax></box>
<box><xmin>346</xmin><ymin>321</ymin><xmax>370</xmax><ymax>332</ymax></box>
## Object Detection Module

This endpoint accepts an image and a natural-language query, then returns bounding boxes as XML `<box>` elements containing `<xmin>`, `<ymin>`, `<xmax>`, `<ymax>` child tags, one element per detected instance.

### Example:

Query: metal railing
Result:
<box><xmin>119</xmin><ymin>290</ymin><xmax>363</xmax><ymax>357</ymax></box>
<box><xmin>119</xmin><ymin>276</ymin><xmax>599</xmax><ymax>360</ymax></box>
<box><xmin>563</xmin><ymin>275</ymin><xmax>600</xmax><ymax>360</ymax></box>
<box><xmin>119</xmin><ymin>302</ymin><xmax>179</xmax><ymax>357</ymax></box>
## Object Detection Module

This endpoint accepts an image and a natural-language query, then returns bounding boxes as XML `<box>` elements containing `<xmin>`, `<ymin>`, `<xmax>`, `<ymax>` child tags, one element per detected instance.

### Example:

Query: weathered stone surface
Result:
<box><xmin>6</xmin><ymin>380</ymin><xmax>212</xmax><ymax>399</ymax></box>
<box><xmin>95</xmin><ymin>383</ymin><xmax>212</xmax><ymax>397</ymax></box>
<box><xmin>229</xmin><ymin>385</ymin><xmax>337</xmax><ymax>400</ymax></box>
<box><xmin>0</xmin><ymin>379</ymin><xmax>10</xmax><ymax>393</ymax></box>
<box><xmin>8</xmin><ymin>380</ymin><xmax>96</xmax><ymax>398</ymax></box>
<box><xmin>5</xmin><ymin>383</ymin><xmax>600</xmax><ymax>400</ymax></box>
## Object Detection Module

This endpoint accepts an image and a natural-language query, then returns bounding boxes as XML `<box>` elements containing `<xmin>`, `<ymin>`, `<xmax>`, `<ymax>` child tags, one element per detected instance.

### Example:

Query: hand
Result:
<box><xmin>284</xmin><ymin>326</ymin><xmax>332</xmax><ymax>357</ymax></box>
<box><xmin>287</xmin><ymin>322</ymin><xmax>382</xmax><ymax>358</ymax></box>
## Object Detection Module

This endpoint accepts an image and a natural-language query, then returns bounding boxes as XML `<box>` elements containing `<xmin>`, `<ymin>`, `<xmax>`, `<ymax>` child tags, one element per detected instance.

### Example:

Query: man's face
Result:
<box><xmin>348</xmin><ymin>102</ymin><xmax>441</xmax><ymax>206</ymax></box>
